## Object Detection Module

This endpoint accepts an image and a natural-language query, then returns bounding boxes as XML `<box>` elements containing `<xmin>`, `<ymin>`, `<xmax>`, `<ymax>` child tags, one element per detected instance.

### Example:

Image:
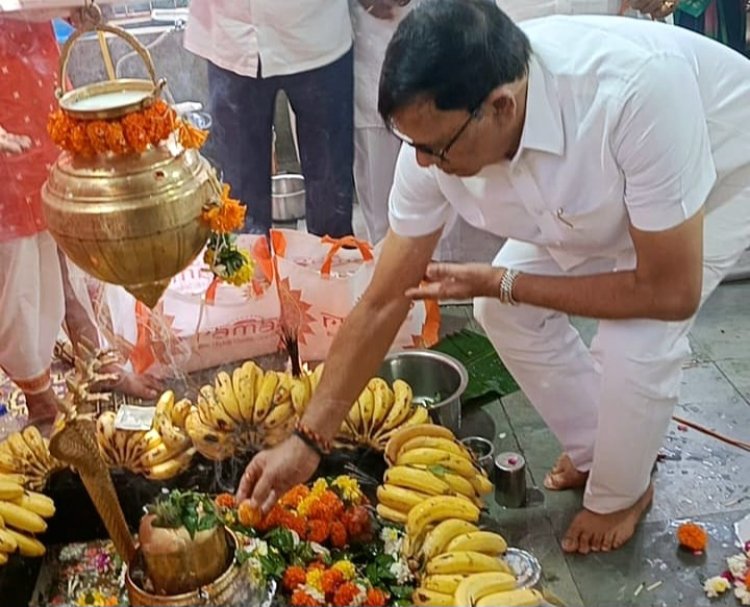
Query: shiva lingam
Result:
<box><xmin>49</xmin><ymin>348</ymin><xmax>250</xmax><ymax>606</ymax></box>
<box><xmin>42</xmin><ymin>14</ymin><xmax>217</xmax><ymax>308</ymax></box>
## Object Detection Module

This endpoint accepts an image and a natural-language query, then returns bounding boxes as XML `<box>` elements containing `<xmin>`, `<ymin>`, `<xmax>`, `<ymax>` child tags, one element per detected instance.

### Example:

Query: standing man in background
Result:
<box><xmin>185</xmin><ymin>1</ymin><xmax>355</xmax><ymax>238</ymax></box>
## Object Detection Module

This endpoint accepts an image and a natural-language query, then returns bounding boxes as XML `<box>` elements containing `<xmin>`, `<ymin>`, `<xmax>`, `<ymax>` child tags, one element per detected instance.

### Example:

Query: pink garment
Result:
<box><xmin>0</xmin><ymin>19</ymin><xmax>62</xmax><ymax>243</ymax></box>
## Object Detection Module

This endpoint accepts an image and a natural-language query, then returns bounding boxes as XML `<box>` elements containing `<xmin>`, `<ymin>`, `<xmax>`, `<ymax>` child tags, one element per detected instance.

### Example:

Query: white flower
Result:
<box><xmin>389</xmin><ymin>559</ymin><xmax>414</xmax><ymax>584</ymax></box>
<box><xmin>290</xmin><ymin>530</ymin><xmax>301</xmax><ymax>547</ymax></box>
<box><xmin>304</xmin><ymin>585</ymin><xmax>326</xmax><ymax>604</ymax></box>
<box><xmin>310</xmin><ymin>542</ymin><xmax>331</xmax><ymax>559</ymax></box>
<box><xmin>243</xmin><ymin>538</ymin><xmax>269</xmax><ymax>558</ymax></box>
<box><xmin>381</xmin><ymin>526</ymin><xmax>403</xmax><ymax>556</ymax></box>
<box><xmin>734</xmin><ymin>583</ymin><xmax>750</xmax><ymax>606</ymax></box>
<box><xmin>703</xmin><ymin>576</ymin><xmax>731</xmax><ymax>598</ymax></box>
<box><xmin>728</xmin><ymin>554</ymin><xmax>748</xmax><ymax>578</ymax></box>
<box><xmin>245</xmin><ymin>557</ymin><xmax>264</xmax><ymax>585</ymax></box>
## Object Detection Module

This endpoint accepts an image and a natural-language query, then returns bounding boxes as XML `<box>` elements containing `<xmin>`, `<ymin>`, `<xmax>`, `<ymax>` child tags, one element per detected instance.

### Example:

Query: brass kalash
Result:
<box><xmin>42</xmin><ymin>12</ymin><xmax>215</xmax><ymax>308</ymax></box>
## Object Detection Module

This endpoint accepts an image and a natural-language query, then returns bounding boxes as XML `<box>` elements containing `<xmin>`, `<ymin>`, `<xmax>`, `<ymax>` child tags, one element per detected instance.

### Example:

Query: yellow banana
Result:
<box><xmin>475</xmin><ymin>589</ymin><xmax>543</xmax><ymax>607</ymax></box>
<box><xmin>253</xmin><ymin>371</ymin><xmax>279</xmax><ymax>425</ymax></box>
<box><xmin>383</xmin><ymin>420</ymin><xmax>456</xmax><ymax>465</ymax></box>
<box><xmin>469</xmin><ymin>471</ymin><xmax>494</xmax><ymax>496</ymax></box>
<box><xmin>170</xmin><ymin>398</ymin><xmax>193</xmax><ymax>428</ymax></box>
<box><xmin>139</xmin><ymin>429</ymin><xmax>163</xmax><ymax>453</ymax></box>
<box><xmin>233</xmin><ymin>364</ymin><xmax>256</xmax><ymax>422</ymax></box>
<box><xmin>453</xmin><ymin>571</ymin><xmax>517</xmax><ymax>606</ymax></box>
<box><xmin>343</xmin><ymin>401</ymin><xmax>362</xmax><ymax>438</ymax></box>
<box><xmin>426</xmin><ymin>551</ymin><xmax>510</xmax><ymax>576</ymax></box>
<box><xmin>273</xmin><ymin>372</ymin><xmax>293</xmax><ymax>406</ymax></box>
<box><xmin>145</xmin><ymin>448</ymin><xmax>195</xmax><ymax>481</ymax></box>
<box><xmin>379</xmin><ymin>379</ymin><xmax>414</xmax><ymax>435</ymax></box>
<box><xmin>412</xmin><ymin>465</ymin><xmax>477</xmax><ymax>500</ymax></box>
<box><xmin>406</xmin><ymin>496</ymin><xmax>480</xmax><ymax>540</ymax></box>
<box><xmin>199</xmin><ymin>384</ymin><xmax>238</xmax><ymax>431</ymax></box>
<box><xmin>263</xmin><ymin>401</ymin><xmax>295</xmax><ymax>430</ymax></box>
<box><xmin>0</xmin><ymin>501</ymin><xmax>47</xmax><ymax>533</ymax></box>
<box><xmin>5</xmin><ymin>528</ymin><xmax>45</xmax><ymax>557</ymax></box>
<box><xmin>309</xmin><ymin>362</ymin><xmax>325</xmax><ymax>392</ymax></box>
<box><xmin>0</xmin><ymin>451</ymin><xmax>17</xmax><ymax>473</ymax></box>
<box><xmin>354</xmin><ymin>386</ymin><xmax>374</xmax><ymax>438</ymax></box>
<box><xmin>124</xmin><ymin>431</ymin><xmax>148</xmax><ymax>467</ymax></box>
<box><xmin>0</xmin><ymin>473</ymin><xmax>26</xmax><ymax>487</ymax></box>
<box><xmin>215</xmin><ymin>371</ymin><xmax>243</xmax><ymax>423</ymax></box>
<box><xmin>155</xmin><ymin>414</ymin><xmax>191</xmax><ymax>452</ymax></box>
<box><xmin>185</xmin><ymin>411</ymin><xmax>234</xmax><ymax>461</ymax></box>
<box><xmin>154</xmin><ymin>390</ymin><xmax>175</xmax><ymax>424</ymax></box>
<box><xmin>381</xmin><ymin>410</ymin><xmax>436</xmax><ymax>451</ymax></box>
<box><xmin>398</xmin><ymin>436</ymin><xmax>470</xmax><ymax>460</ymax></box>
<box><xmin>419</xmin><ymin>519</ymin><xmax>479</xmax><ymax>562</ymax></box>
<box><xmin>139</xmin><ymin>441</ymin><xmax>180</xmax><ymax>468</ymax></box>
<box><xmin>397</xmin><ymin>448</ymin><xmax>478</xmax><ymax>479</ymax></box>
<box><xmin>422</xmin><ymin>575</ymin><xmax>468</xmax><ymax>596</ymax></box>
<box><xmin>7</xmin><ymin>432</ymin><xmax>35</xmax><ymax>463</ymax></box>
<box><xmin>445</xmin><ymin>531</ymin><xmax>507</xmax><ymax>556</ymax></box>
<box><xmin>0</xmin><ymin>528</ymin><xmax>18</xmax><ymax>552</ymax></box>
<box><xmin>377</xmin><ymin>484</ymin><xmax>431</xmax><ymax>513</ymax></box>
<box><xmin>384</xmin><ymin>466</ymin><xmax>452</xmax><ymax>496</ymax></box>
<box><xmin>375</xmin><ymin>503</ymin><xmax>408</xmax><ymax>524</ymax></box>
<box><xmin>12</xmin><ymin>491</ymin><xmax>55</xmax><ymax>519</ymax></box>
<box><xmin>21</xmin><ymin>426</ymin><xmax>51</xmax><ymax>468</ymax></box>
<box><xmin>412</xmin><ymin>588</ymin><xmax>454</xmax><ymax>607</ymax></box>
<box><xmin>112</xmin><ymin>429</ymin><xmax>130</xmax><ymax>466</ymax></box>
<box><xmin>0</xmin><ymin>481</ymin><xmax>24</xmax><ymax>501</ymax></box>
<box><xmin>367</xmin><ymin>378</ymin><xmax>391</xmax><ymax>436</ymax></box>
<box><xmin>290</xmin><ymin>375</ymin><xmax>311</xmax><ymax>415</ymax></box>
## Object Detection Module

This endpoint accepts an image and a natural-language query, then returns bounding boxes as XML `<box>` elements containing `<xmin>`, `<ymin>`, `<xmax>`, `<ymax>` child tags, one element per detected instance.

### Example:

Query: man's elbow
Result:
<box><xmin>660</xmin><ymin>285</ymin><xmax>701</xmax><ymax>321</ymax></box>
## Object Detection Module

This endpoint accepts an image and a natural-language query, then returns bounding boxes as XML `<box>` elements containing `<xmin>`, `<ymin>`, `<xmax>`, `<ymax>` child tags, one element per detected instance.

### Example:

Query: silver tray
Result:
<box><xmin>506</xmin><ymin>547</ymin><xmax>542</xmax><ymax>589</ymax></box>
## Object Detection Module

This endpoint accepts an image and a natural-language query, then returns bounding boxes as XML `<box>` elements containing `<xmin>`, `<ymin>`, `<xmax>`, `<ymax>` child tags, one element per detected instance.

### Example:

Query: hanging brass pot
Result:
<box><xmin>42</xmin><ymin>22</ymin><xmax>214</xmax><ymax>308</ymax></box>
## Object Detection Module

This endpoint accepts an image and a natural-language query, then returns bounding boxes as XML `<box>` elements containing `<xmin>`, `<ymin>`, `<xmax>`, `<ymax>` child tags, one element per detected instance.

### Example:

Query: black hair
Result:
<box><xmin>378</xmin><ymin>0</ymin><xmax>531</xmax><ymax>122</ymax></box>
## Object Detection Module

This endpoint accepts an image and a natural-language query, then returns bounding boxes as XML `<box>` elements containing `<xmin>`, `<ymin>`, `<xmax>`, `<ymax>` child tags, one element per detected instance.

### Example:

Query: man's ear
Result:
<box><xmin>487</xmin><ymin>87</ymin><xmax>517</xmax><ymax>120</ymax></box>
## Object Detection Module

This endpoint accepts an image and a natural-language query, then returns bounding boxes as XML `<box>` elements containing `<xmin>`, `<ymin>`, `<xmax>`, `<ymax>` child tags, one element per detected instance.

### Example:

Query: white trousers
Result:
<box><xmin>474</xmin><ymin>173</ymin><xmax>750</xmax><ymax>513</ymax></box>
<box><xmin>0</xmin><ymin>232</ymin><xmax>64</xmax><ymax>390</ymax></box>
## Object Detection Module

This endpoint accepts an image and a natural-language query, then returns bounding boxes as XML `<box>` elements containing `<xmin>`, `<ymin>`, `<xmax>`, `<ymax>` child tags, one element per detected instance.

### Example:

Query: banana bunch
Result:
<box><xmin>96</xmin><ymin>390</ymin><xmax>196</xmax><ymax>480</ymax></box>
<box><xmin>414</xmin><ymin>572</ymin><xmax>543</xmax><ymax>606</ymax></box>
<box><xmin>185</xmin><ymin>361</ymin><xmax>321</xmax><ymax>460</ymax></box>
<box><xmin>0</xmin><ymin>426</ymin><xmax>66</xmax><ymax>491</ymax></box>
<box><xmin>0</xmin><ymin>476</ymin><xmax>55</xmax><ymax>566</ymax></box>
<box><xmin>375</xmin><ymin>424</ymin><xmax>493</xmax><ymax>526</ymax></box>
<box><xmin>337</xmin><ymin>378</ymin><xmax>430</xmax><ymax>451</ymax></box>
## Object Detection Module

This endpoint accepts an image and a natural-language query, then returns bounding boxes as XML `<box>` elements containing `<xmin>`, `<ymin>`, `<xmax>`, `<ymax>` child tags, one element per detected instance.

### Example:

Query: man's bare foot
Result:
<box><xmin>561</xmin><ymin>483</ymin><xmax>654</xmax><ymax>554</ymax></box>
<box><xmin>544</xmin><ymin>453</ymin><xmax>589</xmax><ymax>491</ymax></box>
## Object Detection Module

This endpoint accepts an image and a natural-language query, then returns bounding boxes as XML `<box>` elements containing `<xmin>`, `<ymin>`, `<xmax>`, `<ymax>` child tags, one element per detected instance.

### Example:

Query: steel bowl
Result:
<box><xmin>378</xmin><ymin>349</ymin><xmax>468</xmax><ymax>432</ymax></box>
<box><xmin>272</xmin><ymin>174</ymin><xmax>306</xmax><ymax>222</ymax></box>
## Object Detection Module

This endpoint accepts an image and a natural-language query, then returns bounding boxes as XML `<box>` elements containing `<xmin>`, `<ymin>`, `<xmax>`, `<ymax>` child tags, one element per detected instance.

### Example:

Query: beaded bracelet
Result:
<box><xmin>293</xmin><ymin>420</ymin><xmax>332</xmax><ymax>458</ymax></box>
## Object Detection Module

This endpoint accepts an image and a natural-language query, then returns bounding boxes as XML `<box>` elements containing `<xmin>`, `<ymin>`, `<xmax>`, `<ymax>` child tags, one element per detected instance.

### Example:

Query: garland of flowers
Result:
<box><xmin>47</xmin><ymin>99</ymin><xmax>207</xmax><ymax>156</ymax></box>
<box><xmin>215</xmin><ymin>476</ymin><xmax>416</xmax><ymax>607</ymax></box>
<box><xmin>201</xmin><ymin>183</ymin><xmax>254</xmax><ymax>287</ymax></box>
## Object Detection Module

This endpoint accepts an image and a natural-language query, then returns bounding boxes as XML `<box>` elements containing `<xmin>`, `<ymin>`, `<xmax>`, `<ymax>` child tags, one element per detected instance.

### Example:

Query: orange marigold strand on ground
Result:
<box><xmin>329</xmin><ymin>521</ymin><xmax>348</xmax><ymax>549</ymax></box>
<box><xmin>290</xmin><ymin>588</ymin><xmax>323</xmax><ymax>607</ymax></box>
<box><xmin>283</xmin><ymin>566</ymin><xmax>307</xmax><ymax>592</ymax></box>
<box><xmin>365</xmin><ymin>588</ymin><xmax>387</xmax><ymax>607</ymax></box>
<box><xmin>677</xmin><ymin>522</ymin><xmax>708</xmax><ymax>551</ymax></box>
<box><xmin>332</xmin><ymin>582</ymin><xmax>361</xmax><ymax>607</ymax></box>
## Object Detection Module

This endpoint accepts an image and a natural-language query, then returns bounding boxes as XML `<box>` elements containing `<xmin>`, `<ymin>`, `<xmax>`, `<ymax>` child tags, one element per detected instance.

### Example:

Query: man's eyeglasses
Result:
<box><xmin>390</xmin><ymin>107</ymin><xmax>482</xmax><ymax>163</ymax></box>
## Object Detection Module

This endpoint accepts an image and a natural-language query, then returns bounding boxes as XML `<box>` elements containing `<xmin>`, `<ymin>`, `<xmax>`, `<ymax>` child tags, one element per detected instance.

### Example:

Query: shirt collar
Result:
<box><xmin>515</xmin><ymin>53</ymin><xmax>565</xmax><ymax>159</ymax></box>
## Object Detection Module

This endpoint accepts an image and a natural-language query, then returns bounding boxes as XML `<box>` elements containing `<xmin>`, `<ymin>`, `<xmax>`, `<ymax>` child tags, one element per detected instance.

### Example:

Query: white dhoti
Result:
<box><xmin>0</xmin><ymin>232</ymin><xmax>64</xmax><ymax>393</ymax></box>
<box><xmin>474</xmin><ymin>172</ymin><xmax>750</xmax><ymax>513</ymax></box>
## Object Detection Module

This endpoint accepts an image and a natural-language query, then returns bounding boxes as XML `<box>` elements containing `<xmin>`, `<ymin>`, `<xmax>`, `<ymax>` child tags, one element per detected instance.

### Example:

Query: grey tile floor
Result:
<box><xmin>444</xmin><ymin>279</ymin><xmax>750</xmax><ymax>606</ymax></box>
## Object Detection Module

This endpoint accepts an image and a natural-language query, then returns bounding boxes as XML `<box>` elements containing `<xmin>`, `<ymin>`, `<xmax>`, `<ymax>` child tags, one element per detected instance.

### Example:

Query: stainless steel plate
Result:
<box><xmin>506</xmin><ymin>547</ymin><xmax>542</xmax><ymax>588</ymax></box>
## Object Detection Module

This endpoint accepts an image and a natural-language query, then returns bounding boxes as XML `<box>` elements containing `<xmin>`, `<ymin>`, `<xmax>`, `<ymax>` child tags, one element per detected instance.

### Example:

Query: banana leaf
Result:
<box><xmin>430</xmin><ymin>329</ymin><xmax>519</xmax><ymax>403</ymax></box>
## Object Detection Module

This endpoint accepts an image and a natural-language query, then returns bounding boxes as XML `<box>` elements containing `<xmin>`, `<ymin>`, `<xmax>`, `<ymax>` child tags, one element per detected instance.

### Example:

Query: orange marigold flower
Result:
<box><xmin>105</xmin><ymin>122</ymin><xmax>130</xmax><ymax>154</ymax></box>
<box><xmin>365</xmin><ymin>588</ymin><xmax>387</xmax><ymax>607</ymax></box>
<box><xmin>47</xmin><ymin>109</ymin><xmax>73</xmax><ymax>148</ymax></box>
<box><xmin>306</xmin><ymin>519</ymin><xmax>330</xmax><ymax>544</ymax></box>
<box><xmin>122</xmin><ymin>113</ymin><xmax>149</xmax><ymax>153</ymax></box>
<box><xmin>237</xmin><ymin>499</ymin><xmax>262</xmax><ymax>528</ymax></box>
<box><xmin>145</xmin><ymin>99</ymin><xmax>176</xmax><ymax>142</ymax></box>
<box><xmin>321</xmin><ymin>568</ymin><xmax>344</xmax><ymax>596</ymax></box>
<box><xmin>290</xmin><ymin>589</ymin><xmax>322</xmax><ymax>607</ymax></box>
<box><xmin>281</xmin><ymin>511</ymin><xmax>307</xmax><ymax>538</ymax></box>
<box><xmin>282</xmin><ymin>565</ymin><xmax>307</xmax><ymax>592</ymax></box>
<box><xmin>214</xmin><ymin>493</ymin><xmax>235</xmax><ymax>509</ymax></box>
<box><xmin>178</xmin><ymin>118</ymin><xmax>209</xmax><ymax>149</ymax></box>
<box><xmin>70</xmin><ymin>123</ymin><xmax>94</xmax><ymax>157</ymax></box>
<box><xmin>677</xmin><ymin>522</ymin><xmax>708</xmax><ymax>552</ymax></box>
<box><xmin>279</xmin><ymin>484</ymin><xmax>311</xmax><ymax>509</ymax></box>
<box><xmin>86</xmin><ymin>120</ymin><xmax>110</xmax><ymax>154</ymax></box>
<box><xmin>332</xmin><ymin>582</ymin><xmax>361</xmax><ymax>607</ymax></box>
<box><xmin>320</xmin><ymin>491</ymin><xmax>345</xmax><ymax>517</ymax></box>
<box><xmin>329</xmin><ymin>521</ymin><xmax>348</xmax><ymax>549</ymax></box>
